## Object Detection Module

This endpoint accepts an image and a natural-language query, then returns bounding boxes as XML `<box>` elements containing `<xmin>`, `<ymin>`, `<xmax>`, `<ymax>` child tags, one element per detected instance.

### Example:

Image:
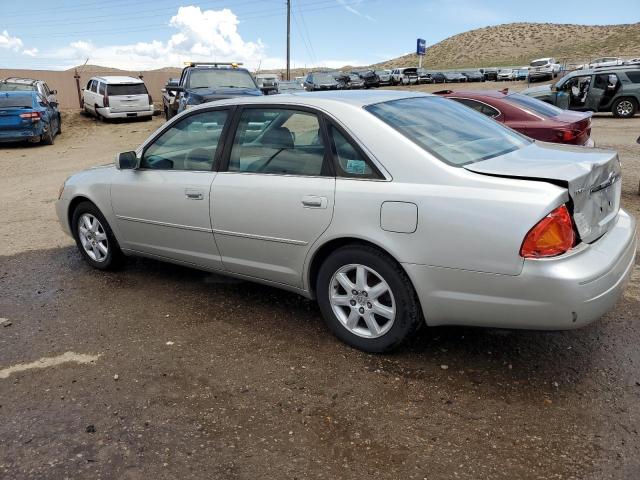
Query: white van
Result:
<box><xmin>82</xmin><ymin>76</ymin><xmax>154</xmax><ymax>120</ymax></box>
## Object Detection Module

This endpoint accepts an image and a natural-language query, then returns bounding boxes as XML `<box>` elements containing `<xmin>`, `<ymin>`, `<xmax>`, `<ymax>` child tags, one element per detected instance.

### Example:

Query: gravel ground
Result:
<box><xmin>0</xmin><ymin>99</ymin><xmax>639</xmax><ymax>479</ymax></box>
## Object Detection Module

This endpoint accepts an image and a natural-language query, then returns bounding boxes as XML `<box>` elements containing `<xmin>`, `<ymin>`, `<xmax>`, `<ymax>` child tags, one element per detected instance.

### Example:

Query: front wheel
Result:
<box><xmin>316</xmin><ymin>245</ymin><xmax>422</xmax><ymax>353</ymax></box>
<box><xmin>612</xmin><ymin>98</ymin><xmax>637</xmax><ymax>118</ymax></box>
<box><xmin>72</xmin><ymin>201</ymin><xmax>124</xmax><ymax>270</ymax></box>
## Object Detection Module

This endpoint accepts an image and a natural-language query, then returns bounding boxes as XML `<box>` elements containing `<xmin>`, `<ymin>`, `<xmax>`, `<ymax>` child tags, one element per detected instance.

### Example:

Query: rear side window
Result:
<box><xmin>107</xmin><ymin>83</ymin><xmax>148</xmax><ymax>96</ymax></box>
<box><xmin>228</xmin><ymin>108</ymin><xmax>328</xmax><ymax>176</ymax></box>
<box><xmin>328</xmin><ymin>124</ymin><xmax>380</xmax><ymax>179</ymax></box>
<box><xmin>98</xmin><ymin>83</ymin><xmax>106</xmax><ymax>95</ymax></box>
<box><xmin>625</xmin><ymin>71</ymin><xmax>640</xmax><ymax>83</ymax></box>
<box><xmin>451</xmin><ymin>98</ymin><xmax>500</xmax><ymax>118</ymax></box>
<box><xmin>505</xmin><ymin>93</ymin><xmax>565</xmax><ymax>117</ymax></box>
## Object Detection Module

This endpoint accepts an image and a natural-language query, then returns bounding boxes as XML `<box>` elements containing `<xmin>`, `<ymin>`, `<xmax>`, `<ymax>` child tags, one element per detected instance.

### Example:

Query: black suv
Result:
<box><xmin>163</xmin><ymin>62</ymin><xmax>262</xmax><ymax>119</ymax></box>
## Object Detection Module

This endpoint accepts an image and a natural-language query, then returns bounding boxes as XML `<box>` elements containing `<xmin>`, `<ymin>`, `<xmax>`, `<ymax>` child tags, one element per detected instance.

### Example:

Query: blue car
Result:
<box><xmin>0</xmin><ymin>91</ymin><xmax>61</xmax><ymax>144</ymax></box>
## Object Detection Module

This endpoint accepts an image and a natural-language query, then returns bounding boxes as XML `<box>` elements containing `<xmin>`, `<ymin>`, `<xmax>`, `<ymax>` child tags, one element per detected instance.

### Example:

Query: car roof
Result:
<box><xmin>190</xmin><ymin>89</ymin><xmax>430</xmax><ymax>110</ymax></box>
<box><xmin>2</xmin><ymin>77</ymin><xmax>39</xmax><ymax>85</ymax></box>
<box><xmin>565</xmin><ymin>65</ymin><xmax>640</xmax><ymax>77</ymax></box>
<box><xmin>92</xmin><ymin>76</ymin><xmax>144</xmax><ymax>84</ymax></box>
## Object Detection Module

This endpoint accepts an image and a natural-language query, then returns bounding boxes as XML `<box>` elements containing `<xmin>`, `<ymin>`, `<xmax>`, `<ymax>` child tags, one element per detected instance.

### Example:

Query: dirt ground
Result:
<box><xmin>1</xmin><ymin>87</ymin><xmax>639</xmax><ymax>479</ymax></box>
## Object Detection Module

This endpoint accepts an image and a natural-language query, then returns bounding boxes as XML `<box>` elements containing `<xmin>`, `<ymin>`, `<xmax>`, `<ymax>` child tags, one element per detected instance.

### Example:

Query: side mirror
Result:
<box><xmin>169</xmin><ymin>85</ymin><xmax>184</xmax><ymax>93</ymax></box>
<box><xmin>50</xmin><ymin>90</ymin><xmax>57</xmax><ymax>95</ymax></box>
<box><xmin>117</xmin><ymin>151</ymin><xmax>138</xmax><ymax>170</ymax></box>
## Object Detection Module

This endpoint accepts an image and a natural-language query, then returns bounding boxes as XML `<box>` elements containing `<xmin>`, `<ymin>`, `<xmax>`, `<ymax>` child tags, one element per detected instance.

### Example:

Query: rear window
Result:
<box><xmin>0</xmin><ymin>82</ymin><xmax>35</xmax><ymax>92</ymax></box>
<box><xmin>506</xmin><ymin>93</ymin><xmax>564</xmax><ymax>117</ymax></box>
<box><xmin>530</xmin><ymin>60</ymin><xmax>548</xmax><ymax>67</ymax></box>
<box><xmin>0</xmin><ymin>95</ymin><xmax>33</xmax><ymax>108</ymax></box>
<box><xmin>107</xmin><ymin>83</ymin><xmax>148</xmax><ymax>96</ymax></box>
<box><xmin>366</xmin><ymin>96</ymin><xmax>529</xmax><ymax>166</ymax></box>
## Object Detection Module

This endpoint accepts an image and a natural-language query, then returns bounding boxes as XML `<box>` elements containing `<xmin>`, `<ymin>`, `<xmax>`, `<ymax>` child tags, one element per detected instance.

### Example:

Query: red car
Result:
<box><xmin>435</xmin><ymin>89</ymin><xmax>593</xmax><ymax>146</ymax></box>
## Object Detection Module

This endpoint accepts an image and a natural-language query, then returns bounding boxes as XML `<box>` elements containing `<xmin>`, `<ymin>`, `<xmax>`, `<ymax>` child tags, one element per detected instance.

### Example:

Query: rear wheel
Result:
<box><xmin>316</xmin><ymin>245</ymin><xmax>422</xmax><ymax>353</ymax></box>
<box><xmin>57</xmin><ymin>114</ymin><xmax>62</xmax><ymax>134</ymax></box>
<box><xmin>71</xmin><ymin>201</ymin><xmax>124</xmax><ymax>270</ymax></box>
<box><xmin>612</xmin><ymin>98</ymin><xmax>637</xmax><ymax>118</ymax></box>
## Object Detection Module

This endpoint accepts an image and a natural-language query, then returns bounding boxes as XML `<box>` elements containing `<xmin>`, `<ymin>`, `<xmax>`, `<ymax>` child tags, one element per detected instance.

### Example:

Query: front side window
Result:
<box><xmin>141</xmin><ymin>109</ymin><xmax>228</xmax><ymax>171</ymax></box>
<box><xmin>228</xmin><ymin>108</ymin><xmax>327</xmax><ymax>176</ymax></box>
<box><xmin>366</xmin><ymin>96</ymin><xmax>530</xmax><ymax>166</ymax></box>
<box><xmin>90</xmin><ymin>80</ymin><xmax>98</xmax><ymax>93</ymax></box>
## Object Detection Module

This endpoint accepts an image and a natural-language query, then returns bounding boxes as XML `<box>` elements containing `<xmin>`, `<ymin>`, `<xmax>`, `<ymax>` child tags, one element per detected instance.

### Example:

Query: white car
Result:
<box><xmin>390</xmin><ymin>68</ymin><xmax>418</xmax><ymax>85</ymax></box>
<box><xmin>588</xmin><ymin>57</ymin><xmax>624</xmax><ymax>69</ymax></box>
<box><xmin>497</xmin><ymin>69</ymin><xmax>515</xmax><ymax>81</ymax></box>
<box><xmin>83</xmin><ymin>76</ymin><xmax>154</xmax><ymax>120</ymax></box>
<box><xmin>528</xmin><ymin>57</ymin><xmax>562</xmax><ymax>81</ymax></box>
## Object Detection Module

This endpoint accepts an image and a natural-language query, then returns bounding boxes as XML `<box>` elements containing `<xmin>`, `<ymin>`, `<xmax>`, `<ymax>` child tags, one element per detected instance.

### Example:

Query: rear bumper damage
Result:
<box><xmin>405</xmin><ymin>209</ymin><xmax>637</xmax><ymax>329</ymax></box>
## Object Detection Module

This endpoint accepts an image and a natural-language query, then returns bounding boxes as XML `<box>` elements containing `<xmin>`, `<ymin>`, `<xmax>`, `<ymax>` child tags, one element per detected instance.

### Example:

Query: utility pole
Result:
<box><xmin>286</xmin><ymin>0</ymin><xmax>291</xmax><ymax>80</ymax></box>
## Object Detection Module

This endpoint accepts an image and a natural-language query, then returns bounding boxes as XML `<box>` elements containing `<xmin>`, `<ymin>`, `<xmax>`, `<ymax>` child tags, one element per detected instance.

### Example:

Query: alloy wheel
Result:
<box><xmin>78</xmin><ymin>213</ymin><xmax>108</xmax><ymax>262</ymax></box>
<box><xmin>616</xmin><ymin>100</ymin><xmax>634</xmax><ymax>117</ymax></box>
<box><xmin>329</xmin><ymin>264</ymin><xmax>396</xmax><ymax>339</ymax></box>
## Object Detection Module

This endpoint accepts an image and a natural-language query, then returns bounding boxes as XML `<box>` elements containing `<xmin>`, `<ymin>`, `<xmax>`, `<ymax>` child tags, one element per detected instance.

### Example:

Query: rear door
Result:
<box><xmin>111</xmin><ymin>108</ymin><xmax>231</xmax><ymax>269</ymax></box>
<box><xmin>211</xmin><ymin>105</ymin><xmax>335</xmax><ymax>287</ymax></box>
<box><xmin>107</xmin><ymin>83</ymin><xmax>149</xmax><ymax>113</ymax></box>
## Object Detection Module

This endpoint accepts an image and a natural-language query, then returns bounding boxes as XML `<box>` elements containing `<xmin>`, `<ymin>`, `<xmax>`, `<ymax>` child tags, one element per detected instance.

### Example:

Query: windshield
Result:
<box><xmin>375</xmin><ymin>70</ymin><xmax>388</xmax><ymax>76</ymax></box>
<box><xmin>530</xmin><ymin>60</ymin><xmax>549</xmax><ymax>67</ymax></box>
<box><xmin>187</xmin><ymin>69</ymin><xmax>258</xmax><ymax>89</ymax></box>
<box><xmin>0</xmin><ymin>82</ymin><xmax>35</xmax><ymax>92</ymax></box>
<box><xmin>107</xmin><ymin>83</ymin><xmax>148</xmax><ymax>96</ymax></box>
<box><xmin>366</xmin><ymin>96</ymin><xmax>530</xmax><ymax>166</ymax></box>
<box><xmin>0</xmin><ymin>94</ymin><xmax>33</xmax><ymax>108</ymax></box>
<box><xmin>506</xmin><ymin>93</ymin><xmax>565</xmax><ymax>118</ymax></box>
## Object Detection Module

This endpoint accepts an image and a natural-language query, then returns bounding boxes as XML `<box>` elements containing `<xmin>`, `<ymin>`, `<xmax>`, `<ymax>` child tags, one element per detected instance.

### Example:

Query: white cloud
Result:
<box><xmin>0</xmin><ymin>30</ymin><xmax>23</xmax><ymax>51</ymax></box>
<box><xmin>22</xmin><ymin>47</ymin><xmax>38</xmax><ymax>57</ymax></box>
<box><xmin>337</xmin><ymin>0</ymin><xmax>376</xmax><ymax>22</ymax></box>
<box><xmin>45</xmin><ymin>6</ymin><xmax>268</xmax><ymax>70</ymax></box>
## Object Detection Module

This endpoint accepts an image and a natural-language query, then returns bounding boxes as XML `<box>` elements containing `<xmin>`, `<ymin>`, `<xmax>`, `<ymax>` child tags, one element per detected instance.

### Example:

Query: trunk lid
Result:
<box><xmin>464</xmin><ymin>142</ymin><xmax>621</xmax><ymax>243</ymax></box>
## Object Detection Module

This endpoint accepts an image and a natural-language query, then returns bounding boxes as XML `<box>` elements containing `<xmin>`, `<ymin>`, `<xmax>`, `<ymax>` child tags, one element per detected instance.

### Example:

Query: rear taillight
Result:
<box><xmin>104</xmin><ymin>94</ymin><xmax>109</xmax><ymax>107</ymax></box>
<box><xmin>520</xmin><ymin>205</ymin><xmax>576</xmax><ymax>258</ymax></box>
<box><xmin>19</xmin><ymin>111</ymin><xmax>41</xmax><ymax>122</ymax></box>
<box><xmin>557</xmin><ymin>129</ymin><xmax>580</xmax><ymax>142</ymax></box>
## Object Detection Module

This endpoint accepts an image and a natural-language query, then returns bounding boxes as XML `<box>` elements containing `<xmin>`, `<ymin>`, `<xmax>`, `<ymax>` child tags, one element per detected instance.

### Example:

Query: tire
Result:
<box><xmin>612</xmin><ymin>97</ymin><xmax>637</xmax><ymax>118</ymax></box>
<box><xmin>316</xmin><ymin>245</ymin><xmax>422</xmax><ymax>353</ymax></box>
<box><xmin>71</xmin><ymin>201</ymin><xmax>125</xmax><ymax>270</ymax></box>
<box><xmin>57</xmin><ymin>114</ymin><xmax>62</xmax><ymax>134</ymax></box>
<box><xmin>41</xmin><ymin>121</ymin><xmax>55</xmax><ymax>145</ymax></box>
<box><xmin>164</xmin><ymin>106</ymin><xmax>172</xmax><ymax>120</ymax></box>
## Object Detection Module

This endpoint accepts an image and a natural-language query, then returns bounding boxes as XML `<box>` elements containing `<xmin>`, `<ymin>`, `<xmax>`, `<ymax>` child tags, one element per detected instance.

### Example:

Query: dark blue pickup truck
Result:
<box><xmin>163</xmin><ymin>62</ymin><xmax>262</xmax><ymax>120</ymax></box>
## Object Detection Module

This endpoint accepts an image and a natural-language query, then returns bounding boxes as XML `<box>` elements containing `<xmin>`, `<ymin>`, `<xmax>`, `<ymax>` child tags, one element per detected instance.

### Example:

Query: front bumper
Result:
<box><xmin>55</xmin><ymin>197</ymin><xmax>73</xmax><ymax>237</ymax></box>
<box><xmin>97</xmin><ymin>106</ymin><xmax>154</xmax><ymax>119</ymax></box>
<box><xmin>404</xmin><ymin>209</ymin><xmax>636</xmax><ymax>329</ymax></box>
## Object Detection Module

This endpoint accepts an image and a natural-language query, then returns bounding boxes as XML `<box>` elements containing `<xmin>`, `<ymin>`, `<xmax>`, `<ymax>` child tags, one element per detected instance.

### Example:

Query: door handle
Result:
<box><xmin>185</xmin><ymin>189</ymin><xmax>204</xmax><ymax>200</ymax></box>
<box><xmin>301</xmin><ymin>195</ymin><xmax>327</xmax><ymax>209</ymax></box>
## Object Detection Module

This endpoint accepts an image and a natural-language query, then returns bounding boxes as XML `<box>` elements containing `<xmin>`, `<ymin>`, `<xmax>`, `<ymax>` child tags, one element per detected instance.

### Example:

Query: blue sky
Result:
<box><xmin>0</xmin><ymin>0</ymin><xmax>638</xmax><ymax>70</ymax></box>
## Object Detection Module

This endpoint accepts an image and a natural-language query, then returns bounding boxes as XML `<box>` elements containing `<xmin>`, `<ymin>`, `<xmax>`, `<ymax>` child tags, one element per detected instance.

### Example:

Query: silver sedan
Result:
<box><xmin>56</xmin><ymin>91</ymin><xmax>637</xmax><ymax>352</ymax></box>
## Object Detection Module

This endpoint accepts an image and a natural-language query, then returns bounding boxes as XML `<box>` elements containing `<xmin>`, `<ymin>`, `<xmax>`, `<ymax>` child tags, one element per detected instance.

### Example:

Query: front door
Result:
<box><xmin>111</xmin><ymin>108</ymin><xmax>230</xmax><ymax>270</ymax></box>
<box><xmin>211</xmin><ymin>106</ymin><xmax>335</xmax><ymax>287</ymax></box>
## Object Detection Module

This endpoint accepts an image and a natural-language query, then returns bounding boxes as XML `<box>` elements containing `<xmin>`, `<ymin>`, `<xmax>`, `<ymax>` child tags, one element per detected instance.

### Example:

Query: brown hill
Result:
<box><xmin>373</xmin><ymin>22</ymin><xmax>640</xmax><ymax>70</ymax></box>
